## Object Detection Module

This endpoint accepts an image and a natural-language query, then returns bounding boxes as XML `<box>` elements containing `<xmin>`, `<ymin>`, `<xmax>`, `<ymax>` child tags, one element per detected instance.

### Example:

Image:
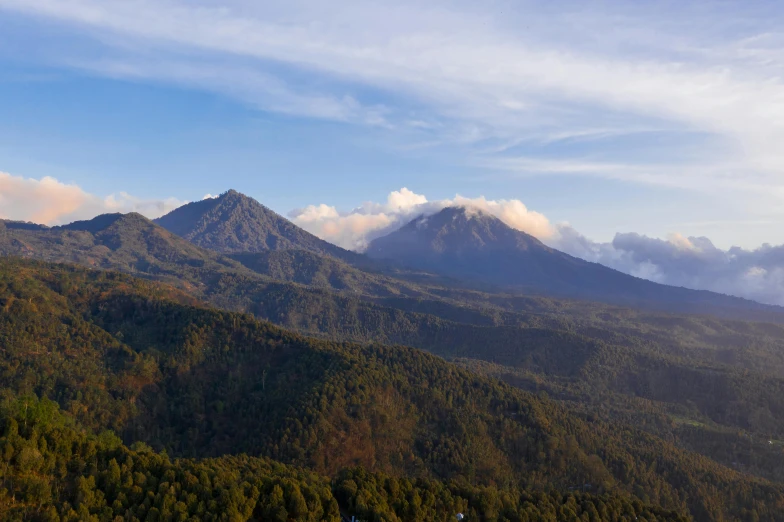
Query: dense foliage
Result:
<box><xmin>6</xmin><ymin>203</ymin><xmax>784</xmax><ymax>519</ymax></box>
<box><xmin>2</xmin><ymin>260</ymin><xmax>784</xmax><ymax>520</ymax></box>
<box><xmin>0</xmin><ymin>395</ymin><xmax>692</xmax><ymax>522</ymax></box>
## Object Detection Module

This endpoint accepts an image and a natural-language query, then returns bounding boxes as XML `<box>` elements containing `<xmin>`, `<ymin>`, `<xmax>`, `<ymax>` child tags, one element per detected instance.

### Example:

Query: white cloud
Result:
<box><xmin>0</xmin><ymin>171</ymin><xmax>184</xmax><ymax>225</ymax></box>
<box><xmin>74</xmin><ymin>58</ymin><xmax>392</xmax><ymax>127</ymax></box>
<box><xmin>4</xmin><ymin>1</ymin><xmax>784</xmax><ymax>196</ymax></box>
<box><xmin>290</xmin><ymin>187</ymin><xmax>557</xmax><ymax>251</ymax></box>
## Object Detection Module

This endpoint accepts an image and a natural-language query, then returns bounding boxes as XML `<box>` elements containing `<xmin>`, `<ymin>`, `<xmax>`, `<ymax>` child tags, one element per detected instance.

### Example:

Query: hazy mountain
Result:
<box><xmin>154</xmin><ymin>189</ymin><xmax>362</xmax><ymax>263</ymax></box>
<box><xmin>366</xmin><ymin>206</ymin><xmax>783</xmax><ymax>319</ymax></box>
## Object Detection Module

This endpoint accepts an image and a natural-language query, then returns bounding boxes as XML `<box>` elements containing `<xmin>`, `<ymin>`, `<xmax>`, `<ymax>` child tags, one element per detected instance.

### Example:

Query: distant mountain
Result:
<box><xmin>229</xmin><ymin>249</ymin><xmax>431</xmax><ymax>297</ymax></box>
<box><xmin>0</xmin><ymin>219</ymin><xmax>49</xmax><ymax>231</ymax></box>
<box><xmin>366</xmin><ymin>206</ymin><xmax>783</xmax><ymax>319</ymax></box>
<box><xmin>154</xmin><ymin>189</ymin><xmax>360</xmax><ymax>262</ymax></box>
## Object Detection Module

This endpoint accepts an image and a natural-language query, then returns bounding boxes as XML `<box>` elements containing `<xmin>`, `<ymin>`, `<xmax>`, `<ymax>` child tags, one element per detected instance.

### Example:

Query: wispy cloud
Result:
<box><xmin>478</xmin><ymin>156</ymin><xmax>771</xmax><ymax>193</ymax></box>
<box><xmin>74</xmin><ymin>58</ymin><xmax>393</xmax><ymax>126</ymax></box>
<box><xmin>4</xmin><ymin>0</ymin><xmax>784</xmax><ymax>196</ymax></box>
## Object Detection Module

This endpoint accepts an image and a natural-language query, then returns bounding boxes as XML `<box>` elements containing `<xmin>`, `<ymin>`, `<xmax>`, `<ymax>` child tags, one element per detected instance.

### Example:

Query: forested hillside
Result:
<box><xmin>5</xmin><ymin>212</ymin><xmax>784</xmax><ymax>493</ymax></box>
<box><xmin>1</xmin><ymin>259</ymin><xmax>784</xmax><ymax>520</ymax></box>
<box><xmin>0</xmin><ymin>397</ymin><xmax>691</xmax><ymax>522</ymax></box>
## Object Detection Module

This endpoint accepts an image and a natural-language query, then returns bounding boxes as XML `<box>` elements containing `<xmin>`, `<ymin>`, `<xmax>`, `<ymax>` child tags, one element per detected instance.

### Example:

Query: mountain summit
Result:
<box><xmin>366</xmin><ymin>206</ymin><xmax>582</xmax><ymax>287</ymax></box>
<box><xmin>154</xmin><ymin>190</ymin><xmax>354</xmax><ymax>260</ymax></box>
<box><xmin>368</xmin><ymin>205</ymin><xmax>549</xmax><ymax>254</ymax></box>
<box><xmin>366</xmin><ymin>206</ymin><xmax>777</xmax><ymax>316</ymax></box>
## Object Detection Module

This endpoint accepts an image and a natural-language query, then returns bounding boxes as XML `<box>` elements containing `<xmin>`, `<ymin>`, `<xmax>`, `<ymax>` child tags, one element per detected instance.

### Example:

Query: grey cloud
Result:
<box><xmin>553</xmin><ymin>227</ymin><xmax>784</xmax><ymax>306</ymax></box>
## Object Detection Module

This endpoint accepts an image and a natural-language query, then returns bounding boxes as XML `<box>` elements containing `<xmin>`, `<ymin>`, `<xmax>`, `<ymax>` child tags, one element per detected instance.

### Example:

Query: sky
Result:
<box><xmin>4</xmin><ymin>1</ymin><xmax>784</xmax><ymax>304</ymax></box>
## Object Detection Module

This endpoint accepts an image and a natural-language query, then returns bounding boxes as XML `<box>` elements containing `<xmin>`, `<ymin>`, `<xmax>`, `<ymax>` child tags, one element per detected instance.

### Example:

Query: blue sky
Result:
<box><xmin>5</xmin><ymin>0</ymin><xmax>784</xmax><ymax>303</ymax></box>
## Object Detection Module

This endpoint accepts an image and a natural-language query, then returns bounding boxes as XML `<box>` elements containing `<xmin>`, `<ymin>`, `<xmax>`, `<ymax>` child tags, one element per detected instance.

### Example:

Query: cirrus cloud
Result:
<box><xmin>5</xmin><ymin>0</ymin><xmax>784</xmax><ymax>199</ymax></box>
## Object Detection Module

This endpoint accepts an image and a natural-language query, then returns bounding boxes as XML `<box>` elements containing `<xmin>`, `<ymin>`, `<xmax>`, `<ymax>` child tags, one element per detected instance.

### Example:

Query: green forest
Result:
<box><xmin>0</xmin><ymin>259</ymin><xmax>783</xmax><ymax>521</ymax></box>
<box><xmin>0</xmin><ymin>395</ymin><xmax>691</xmax><ymax>521</ymax></box>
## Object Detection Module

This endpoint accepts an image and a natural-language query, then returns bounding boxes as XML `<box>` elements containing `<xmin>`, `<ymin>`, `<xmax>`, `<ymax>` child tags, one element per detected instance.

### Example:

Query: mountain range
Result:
<box><xmin>6</xmin><ymin>190</ymin><xmax>783</xmax><ymax>323</ymax></box>
<box><xmin>3</xmin><ymin>189</ymin><xmax>784</xmax><ymax>520</ymax></box>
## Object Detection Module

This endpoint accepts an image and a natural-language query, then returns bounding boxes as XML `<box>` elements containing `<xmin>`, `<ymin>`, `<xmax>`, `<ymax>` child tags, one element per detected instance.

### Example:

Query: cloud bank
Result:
<box><xmin>292</xmin><ymin>188</ymin><xmax>784</xmax><ymax>306</ymax></box>
<box><xmin>0</xmin><ymin>172</ymin><xmax>184</xmax><ymax>225</ymax></box>
<box><xmin>562</xmin><ymin>231</ymin><xmax>784</xmax><ymax>308</ymax></box>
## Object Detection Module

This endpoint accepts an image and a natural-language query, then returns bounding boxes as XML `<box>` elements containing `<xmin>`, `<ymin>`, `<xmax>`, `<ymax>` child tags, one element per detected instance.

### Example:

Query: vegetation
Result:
<box><xmin>2</xmin><ymin>259</ymin><xmax>784</xmax><ymax>520</ymax></box>
<box><xmin>6</xmin><ymin>212</ymin><xmax>784</xmax><ymax>488</ymax></box>
<box><xmin>0</xmin><ymin>395</ymin><xmax>693</xmax><ymax>522</ymax></box>
<box><xmin>7</xmin><ymin>201</ymin><xmax>784</xmax><ymax>519</ymax></box>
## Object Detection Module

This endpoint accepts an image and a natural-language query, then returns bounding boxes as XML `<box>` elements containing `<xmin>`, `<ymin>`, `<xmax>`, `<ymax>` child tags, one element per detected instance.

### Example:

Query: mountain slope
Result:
<box><xmin>2</xmin><ymin>258</ymin><xmax>783</xmax><ymax>521</ymax></box>
<box><xmin>366</xmin><ymin>206</ymin><xmax>783</xmax><ymax>320</ymax></box>
<box><xmin>0</xmin><ymin>398</ymin><xmax>689</xmax><ymax>522</ymax></box>
<box><xmin>154</xmin><ymin>189</ymin><xmax>361</xmax><ymax>262</ymax></box>
<box><xmin>0</xmin><ymin>211</ymin><xmax>248</xmax><ymax>284</ymax></box>
<box><xmin>7</xmin><ymin>212</ymin><xmax>784</xmax><ymax>484</ymax></box>
<box><xmin>5</xmin><ymin>213</ymin><xmax>784</xmax><ymax>418</ymax></box>
<box><xmin>0</xmin><ymin>212</ymin><xmax>502</xmax><ymax>313</ymax></box>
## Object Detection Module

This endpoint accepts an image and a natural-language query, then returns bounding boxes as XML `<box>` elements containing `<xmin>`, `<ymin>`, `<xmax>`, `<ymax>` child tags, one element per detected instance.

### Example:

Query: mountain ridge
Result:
<box><xmin>3</xmin><ymin>203</ymin><xmax>784</xmax><ymax>324</ymax></box>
